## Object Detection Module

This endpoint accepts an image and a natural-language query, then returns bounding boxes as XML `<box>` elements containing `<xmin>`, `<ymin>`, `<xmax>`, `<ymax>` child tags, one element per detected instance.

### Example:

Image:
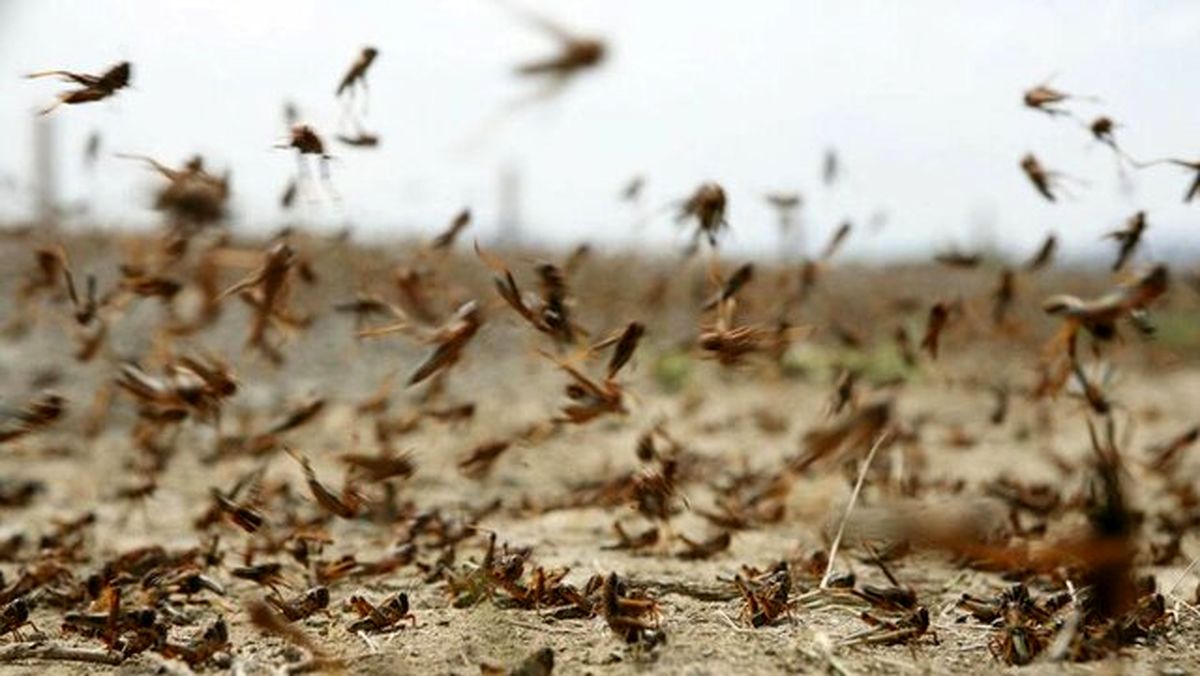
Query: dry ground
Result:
<box><xmin>1</xmin><ymin>229</ymin><xmax>1199</xmax><ymax>675</ymax></box>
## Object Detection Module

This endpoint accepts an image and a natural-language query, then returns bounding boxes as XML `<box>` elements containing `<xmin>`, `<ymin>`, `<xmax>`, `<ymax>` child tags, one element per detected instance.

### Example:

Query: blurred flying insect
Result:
<box><xmin>1105</xmin><ymin>211</ymin><xmax>1146</xmax><ymax>272</ymax></box>
<box><xmin>507</xmin><ymin>1</ymin><xmax>605</xmax><ymax>88</ymax></box>
<box><xmin>83</xmin><ymin>131</ymin><xmax>102</xmax><ymax>171</ymax></box>
<box><xmin>464</xmin><ymin>1</ymin><xmax>604</xmax><ymax>147</ymax></box>
<box><xmin>1042</xmin><ymin>263</ymin><xmax>1168</xmax><ymax>374</ymax></box>
<box><xmin>764</xmin><ymin>192</ymin><xmax>802</xmax><ymax>233</ymax></box>
<box><xmin>0</xmin><ymin>391</ymin><xmax>66</xmax><ymax>444</ymax></box>
<box><xmin>1022</xmin><ymin>81</ymin><xmax>1095</xmax><ymax>116</ymax></box>
<box><xmin>1132</xmin><ymin>156</ymin><xmax>1200</xmax><ymax>203</ymax></box>
<box><xmin>476</xmin><ymin>243</ymin><xmax>583</xmax><ymax>346</ymax></box>
<box><xmin>1020</xmin><ymin>153</ymin><xmax>1062</xmax><ymax>201</ymax></box>
<box><xmin>1025</xmin><ymin>233</ymin><xmax>1057</xmax><ymax>272</ymax></box>
<box><xmin>277</xmin><ymin>124</ymin><xmax>337</xmax><ymax>201</ymax></box>
<box><xmin>220</xmin><ymin>242</ymin><xmax>303</xmax><ymax>363</ymax></box>
<box><xmin>820</xmin><ymin>221</ymin><xmax>852</xmax><ymax>261</ymax></box>
<box><xmin>336</xmin><ymin>130</ymin><xmax>381</xmax><ymax>149</ymax></box>
<box><xmin>26</xmin><ymin>61</ymin><xmax>131</xmax><ymax>115</ymax></box>
<box><xmin>677</xmin><ymin>182</ymin><xmax>729</xmax><ymax>250</ymax></box>
<box><xmin>336</xmin><ymin>46</ymin><xmax>379</xmax><ymax>111</ymax></box>
<box><xmin>701</xmin><ymin>263</ymin><xmax>753</xmax><ymax>311</ymax></box>
<box><xmin>621</xmin><ymin>175</ymin><xmax>646</xmax><ymax>204</ymax></box>
<box><xmin>1088</xmin><ymin>116</ymin><xmax>1120</xmax><ymax>153</ymax></box>
<box><xmin>920</xmin><ymin>301</ymin><xmax>950</xmax><ymax>359</ymax></box>
<box><xmin>822</xmin><ymin>148</ymin><xmax>840</xmax><ymax>186</ymax></box>
<box><xmin>286</xmin><ymin>445</ymin><xmax>363</xmax><ymax>519</ymax></box>
<box><xmin>992</xmin><ymin>268</ymin><xmax>1016</xmax><ymax>326</ymax></box>
<box><xmin>429</xmin><ymin>209</ymin><xmax>472</xmax><ymax>251</ymax></box>
<box><xmin>934</xmin><ymin>249</ymin><xmax>982</xmax><ymax>268</ymax></box>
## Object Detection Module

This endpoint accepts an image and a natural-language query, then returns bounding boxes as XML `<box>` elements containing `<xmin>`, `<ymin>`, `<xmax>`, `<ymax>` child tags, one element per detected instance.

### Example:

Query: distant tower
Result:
<box><xmin>32</xmin><ymin>113</ymin><xmax>59</xmax><ymax>223</ymax></box>
<box><xmin>496</xmin><ymin>163</ymin><xmax>522</xmax><ymax>247</ymax></box>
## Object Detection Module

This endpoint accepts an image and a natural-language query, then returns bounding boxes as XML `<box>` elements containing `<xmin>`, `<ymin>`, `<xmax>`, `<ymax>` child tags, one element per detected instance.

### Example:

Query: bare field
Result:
<box><xmin>1</xmin><ymin>229</ymin><xmax>1200</xmax><ymax>674</ymax></box>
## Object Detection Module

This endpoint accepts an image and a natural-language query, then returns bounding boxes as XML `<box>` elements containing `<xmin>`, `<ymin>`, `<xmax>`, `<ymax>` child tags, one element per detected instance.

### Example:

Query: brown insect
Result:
<box><xmin>286</xmin><ymin>446</ymin><xmax>362</xmax><ymax>519</ymax></box>
<box><xmin>0</xmin><ymin>391</ymin><xmax>67</xmax><ymax>444</ymax></box>
<box><xmin>820</xmin><ymin>221</ymin><xmax>852</xmax><ymax>261</ymax></box>
<box><xmin>934</xmin><ymin>249</ymin><xmax>982</xmax><ymax>268</ymax></box>
<box><xmin>336</xmin><ymin>46</ymin><xmax>379</xmax><ymax>101</ymax></box>
<box><xmin>336</xmin><ymin>130</ymin><xmax>381</xmax><ymax>148</ymax></box>
<box><xmin>675</xmin><ymin>531</ymin><xmax>732</xmax><ymax>560</ymax></box>
<box><xmin>1105</xmin><ymin>210</ymin><xmax>1147</xmax><ymax>271</ymax></box>
<box><xmin>247</xmin><ymin>599</ymin><xmax>331</xmax><ymax>665</ymax></box>
<box><xmin>734</xmin><ymin>562</ymin><xmax>792</xmax><ymax>627</ymax></box>
<box><xmin>476</xmin><ymin>244</ymin><xmax>582</xmax><ymax>346</ymax></box>
<box><xmin>0</xmin><ymin>598</ymin><xmax>32</xmax><ymax>639</ymax></box>
<box><xmin>827</xmin><ymin>369</ymin><xmax>858</xmax><ymax>417</ymax></box>
<box><xmin>1025</xmin><ymin>233</ymin><xmax>1057</xmax><ymax>271</ymax></box>
<box><xmin>346</xmin><ymin>592</ymin><xmax>416</xmax><ymax>633</ymax></box>
<box><xmin>677</xmin><ymin>182</ymin><xmax>729</xmax><ymax>249</ymax></box>
<box><xmin>1133</xmin><ymin>157</ymin><xmax>1200</xmax><ymax>202</ymax></box>
<box><xmin>599</xmin><ymin>573</ymin><xmax>663</xmax><ymax>646</ymax></box>
<box><xmin>1145</xmin><ymin>425</ymin><xmax>1200</xmax><ymax>474</ymax></box>
<box><xmin>1042</xmin><ymin>263</ymin><xmax>1168</xmax><ymax>360</ymax></box>
<box><xmin>458</xmin><ymin>439</ymin><xmax>514</xmax><ymax>480</ymax></box>
<box><xmin>0</xmin><ymin>479</ymin><xmax>44</xmax><ymax>508</ymax></box>
<box><xmin>920</xmin><ymin>301</ymin><xmax>950</xmax><ymax>359</ymax></box>
<box><xmin>699</xmin><ymin>299</ymin><xmax>804</xmax><ymax>367</ymax></box>
<box><xmin>219</xmin><ymin>241</ymin><xmax>302</xmax><ymax>363</ymax></box>
<box><xmin>841</xmin><ymin>606</ymin><xmax>933</xmax><ymax>647</ymax></box>
<box><xmin>278</xmin><ymin>124</ymin><xmax>334</xmax><ymax>185</ymax></box>
<box><xmin>232</xmin><ymin>563</ymin><xmax>289</xmax><ymax>593</ymax></box>
<box><xmin>342</xmin><ymin>450</ymin><xmax>416</xmax><ymax>483</ymax></box>
<box><xmin>544</xmin><ymin>352</ymin><xmax>628</xmax><ymax>425</ymax></box>
<box><xmin>702</xmin><ymin>263</ymin><xmax>753</xmax><ymax>311</ymax></box>
<box><xmin>116</xmin><ymin>355</ymin><xmax>237</xmax><ymax>424</ymax></box>
<box><xmin>1088</xmin><ymin>116</ymin><xmax>1120</xmax><ymax>152</ymax></box>
<box><xmin>160</xmin><ymin>616</ymin><xmax>229</xmax><ymax>667</ymax></box>
<box><xmin>1023</xmin><ymin>83</ymin><xmax>1073</xmax><ymax>116</ymax></box>
<box><xmin>764</xmin><ymin>192</ymin><xmax>802</xmax><ymax>235</ymax></box>
<box><xmin>603</xmin><ymin>522</ymin><xmax>660</xmax><ymax>551</ymax></box>
<box><xmin>430</xmin><ymin>209</ymin><xmax>472</xmax><ymax>251</ymax></box>
<box><xmin>405</xmin><ymin>300</ymin><xmax>484</xmax><ymax>386</ymax></box>
<box><xmin>509</xmin><ymin>3</ymin><xmax>605</xmax><ymax>83</ymax></box>
<box><xmin>992</xmin><ymin>268</ymin><xmax>1016</xmax><ymax>325</ymax></box>
<box><xmin>26</xmin><ymin>61</ymin><xmax>131</xmax><ymax>115</ymax></box>
<box><xmin>793</xmin><ymin>399</ymin><xmax>891</xmax><ymax>472</ymax></box>
<box><xmin>119</xmin><ymin>154</ymin><xmax>231</xmax><ymax>229</ymax></box>
<box><xmin>266</xmin><ymin>586</ymin><xmax>330</xmax><ymax>622</ymax></box>
<box><xmin>1020</xmin><ymin>153</ymin><xmax>1060</xmax><ymax>201</ymax></box>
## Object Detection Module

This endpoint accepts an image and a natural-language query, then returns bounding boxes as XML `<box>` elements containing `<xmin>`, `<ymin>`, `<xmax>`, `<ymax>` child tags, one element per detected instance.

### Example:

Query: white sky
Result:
<box><xmin>1</xmin><ymin>1</ymin><xmax>1199</xmax><ymax>261</ymax></box>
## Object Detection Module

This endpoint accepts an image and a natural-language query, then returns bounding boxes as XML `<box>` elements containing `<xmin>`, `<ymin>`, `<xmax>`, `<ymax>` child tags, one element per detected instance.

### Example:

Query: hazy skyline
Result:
<box><xmin>1</xmin><ymin>1</ymin><xmax>1199</xmax><ymax>261</ymax></box>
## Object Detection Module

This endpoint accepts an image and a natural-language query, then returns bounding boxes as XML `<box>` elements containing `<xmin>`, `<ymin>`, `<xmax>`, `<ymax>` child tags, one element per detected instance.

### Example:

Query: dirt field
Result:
<box><xmin>1</xmin><ymin>229</ymin><xmax>1199</xmax><ymax>675</ymax></box>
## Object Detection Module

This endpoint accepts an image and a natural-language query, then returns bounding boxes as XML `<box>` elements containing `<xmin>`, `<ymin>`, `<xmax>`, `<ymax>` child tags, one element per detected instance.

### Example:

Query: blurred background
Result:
<box><xmin>0</xmin><ymin>0</ymin><xmax>1198</xmax><ymax>261</ymax></box>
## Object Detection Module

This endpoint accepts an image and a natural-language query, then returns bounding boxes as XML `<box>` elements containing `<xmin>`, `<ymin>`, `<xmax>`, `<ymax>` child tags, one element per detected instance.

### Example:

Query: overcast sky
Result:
<box><xmin>1</xmin><ymin>1</ymin><xmax>1198</xmax><ymax>260</ymax></box>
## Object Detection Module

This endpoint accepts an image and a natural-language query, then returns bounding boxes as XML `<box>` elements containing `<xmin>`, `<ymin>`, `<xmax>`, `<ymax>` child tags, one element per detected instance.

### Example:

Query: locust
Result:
<box><xmin>27</xmin><ymin>61</ymin><xmax>131</xmax><ymax>115</ymax></box>
<box><xmin>336</xmin><ymin>46</ymin><xmax>379</xmax><ymax>104</ymax></box>
<box><xmin>1105</xmin><ymin>211</ymin><xmax>1147</xmax><ymax>271</ymax></box>
<box><xmin>346</xmin><ymin>592</ymin><xmax>416</xmax><ymax>633</ymax></box>
<box><xmin>1020</xmin><ymin>153</ymin><xmax>1061</xmax><ymax>201</ymax></box>
<box><xmin>677</xmin><ymin>182</ymin><xmax>729</xmax><ymax>249</ymax></box>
